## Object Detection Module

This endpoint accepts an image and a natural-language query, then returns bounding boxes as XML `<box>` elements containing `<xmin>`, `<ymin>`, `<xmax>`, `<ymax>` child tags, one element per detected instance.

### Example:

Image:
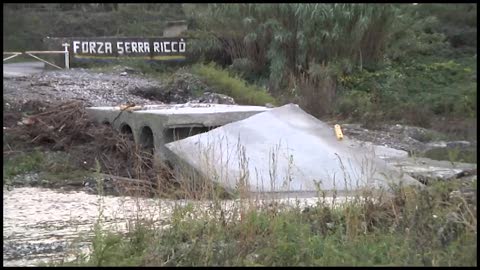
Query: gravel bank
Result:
<box><xmin>3</xmin><ymin>67</ymin><xmax>162</xmax><ymax>107</ymax></box>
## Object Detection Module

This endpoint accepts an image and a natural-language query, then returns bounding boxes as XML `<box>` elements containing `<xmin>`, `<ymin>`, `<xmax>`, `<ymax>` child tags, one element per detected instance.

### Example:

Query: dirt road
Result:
<box><xmin>3</xmin><ymin>61</ymin><xmax>45</xmax><ymax>78</ymax></box>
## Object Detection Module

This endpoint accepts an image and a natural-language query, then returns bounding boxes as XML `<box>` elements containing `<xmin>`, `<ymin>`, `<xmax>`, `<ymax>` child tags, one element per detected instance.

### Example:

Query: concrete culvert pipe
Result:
<box><xmin>164</xmin><ymin>126</ymin><xmax>215</xmax><ymax>143</ymax></box>
<box><xmin>120</xmin><ymin>123</ymin><xmax>134</xmax><ymax>140</ymax></box>
<box><xmin>139</xmin><ymin>126</ymin><xmax>155</xmax><ymax>151</ymax></box>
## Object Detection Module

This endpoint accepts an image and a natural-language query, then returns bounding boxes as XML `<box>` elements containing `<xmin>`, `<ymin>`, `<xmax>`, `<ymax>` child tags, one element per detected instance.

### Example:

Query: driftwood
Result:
<box><xmin>98</xmin><ymin>173</ymin><xmax>154</xmax><ymax>186</ymax></box>
<box><xmin>6</xmin><ymin>100</ymin><xmax>175</xmax><ymax>196</ymax></box>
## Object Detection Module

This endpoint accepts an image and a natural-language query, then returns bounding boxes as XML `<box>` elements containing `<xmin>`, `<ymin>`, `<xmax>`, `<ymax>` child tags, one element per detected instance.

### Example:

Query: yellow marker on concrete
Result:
<box><xmin>334</xmin><ymin>124</ymin><xmax>344</xmax><ymax>140</ymax></box>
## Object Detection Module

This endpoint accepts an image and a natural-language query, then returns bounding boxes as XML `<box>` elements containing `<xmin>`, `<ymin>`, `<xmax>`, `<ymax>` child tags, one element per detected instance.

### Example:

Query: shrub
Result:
<box><xmin>191</xmin><ymin>63</ymin><xmax>277</xmax><ymax>106</ymax></box>
<box><xmin>335</xmin><ymin>56</ymin><xmax>476</xmax><ymax>127</ymax></box>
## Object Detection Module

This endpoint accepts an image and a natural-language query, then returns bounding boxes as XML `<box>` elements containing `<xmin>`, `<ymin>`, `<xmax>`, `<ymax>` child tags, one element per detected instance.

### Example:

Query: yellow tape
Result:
<box><xmin>334</xmin><ymin>124</ymin><xmax>344</xmax><ymax>140</ymax></box>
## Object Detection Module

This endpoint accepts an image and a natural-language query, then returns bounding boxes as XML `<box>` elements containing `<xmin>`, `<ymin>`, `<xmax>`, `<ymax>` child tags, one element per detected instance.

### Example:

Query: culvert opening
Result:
<box><xmin>164</xmin><ymin>126</ymin><xmax>220</xmax><ymax>143</ymax></box>
<box><xmin>120</xmin><ymin>123</ymin><xmax>134</xmax><ymax>140</ymax></box>
<box><xmin>140</xmin><ymin>126</ymin><xmax>155</xmax><ymax>152</ymax></box>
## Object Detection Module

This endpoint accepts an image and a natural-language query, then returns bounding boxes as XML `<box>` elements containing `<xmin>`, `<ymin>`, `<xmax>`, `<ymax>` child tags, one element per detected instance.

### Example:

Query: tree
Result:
<box><xmin>186</xmin><ymin>4</ymin><xmax>397</xmax><ymax>96</ymax></box>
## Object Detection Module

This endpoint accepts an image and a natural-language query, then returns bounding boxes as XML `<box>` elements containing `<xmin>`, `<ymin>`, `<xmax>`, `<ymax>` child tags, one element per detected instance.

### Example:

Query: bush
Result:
<box><xmin>335</xmin><ymin>56</ymin><xmax>477</xmax><ymax>127</ymax></box>
<box><xmin>335</xmin><ymin>90</ymin><xmax>375</xmax><ymax>120</ymax></box>
<box><xmin>191</xmin><ymin>63</ymin><xmax>277</xmax><ymax>106</ymax></box>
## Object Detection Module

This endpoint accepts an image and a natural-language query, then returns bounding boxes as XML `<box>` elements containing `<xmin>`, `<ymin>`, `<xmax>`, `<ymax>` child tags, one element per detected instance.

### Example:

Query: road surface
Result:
<box><xmin>3</xmin><ymin>61</ymin><xmax>45</xmax><ymax>77</ymax></box>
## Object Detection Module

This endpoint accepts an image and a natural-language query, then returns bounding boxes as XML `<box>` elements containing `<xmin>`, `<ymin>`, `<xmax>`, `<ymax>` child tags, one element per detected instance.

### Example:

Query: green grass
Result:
<box><xmin>3</xmin><ymin>150</ymin><xmax>45</xmax><ymax>181</ymax></box>
<box><xmin>61</xmin><ymin>180</ymin><xmax>477</xmax><ymax>266</ymax></box>
<box><xmin>191</xmin><ymin>63</ymin><xmax>277</xmax><ymax>106</ymax></box>
<box><xmin>3</xmin><ymin>150</ymin><xmax>92</xmax><ymax>186</ymax></box>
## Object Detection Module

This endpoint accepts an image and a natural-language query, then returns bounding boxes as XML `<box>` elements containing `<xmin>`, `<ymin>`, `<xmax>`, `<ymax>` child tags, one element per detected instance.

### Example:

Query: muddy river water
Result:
<box><xmin>3</xmin><ymin>187</ymin><xmax>169</xmax><ymax>266</ymax></box>
<box><xmin>4</xmin><ymin>187</ymin><xmax>343</xmax><ymax>266</ymax></box>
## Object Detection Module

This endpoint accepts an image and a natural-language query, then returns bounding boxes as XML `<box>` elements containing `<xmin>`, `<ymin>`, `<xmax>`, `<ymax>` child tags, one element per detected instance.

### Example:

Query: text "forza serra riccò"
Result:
<box><xmin>72</xmin><ymin>39</ymin><xmax>186</xmax><ymax>54</ymax></box>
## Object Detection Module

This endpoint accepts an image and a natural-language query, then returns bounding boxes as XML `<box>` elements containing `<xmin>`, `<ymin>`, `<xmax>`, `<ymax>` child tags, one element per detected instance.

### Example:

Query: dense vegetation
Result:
<box><xmin>183</xmin><ymin>4</ymin><xmax>476</xmax><ymax>135</ymax></box>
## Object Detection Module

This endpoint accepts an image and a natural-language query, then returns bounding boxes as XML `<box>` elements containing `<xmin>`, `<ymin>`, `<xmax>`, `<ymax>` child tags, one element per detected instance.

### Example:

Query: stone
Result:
<box><xmin>195</xmin><ymin>92</ymin><xmax>236</xmax><ymax>105</ymax></box>
<box><xmin>12</xmin><ymin>173</ymin><xmax>41</xmax><ymax>186</ymax></box>
<box><xmin>124</xmin><ymin>67</ymin><xmax>139</xmax><ymax>74</ymax></box>
<box><xmin>387</xmin><ymin>156</ymin><xmax>477</xmax><ymax>183</ymax></box>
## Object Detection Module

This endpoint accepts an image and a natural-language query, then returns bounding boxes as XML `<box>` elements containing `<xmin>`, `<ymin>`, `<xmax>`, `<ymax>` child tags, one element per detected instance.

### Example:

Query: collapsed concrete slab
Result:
<box><xmin>386</xmin><ymin>157</ymin><xmax>477</xmax><ymax>182</ymax></box>
<box><xmin>165</xmin><ymin>104</ymin><xmax>423</xmax><ymax>194</ymax></box>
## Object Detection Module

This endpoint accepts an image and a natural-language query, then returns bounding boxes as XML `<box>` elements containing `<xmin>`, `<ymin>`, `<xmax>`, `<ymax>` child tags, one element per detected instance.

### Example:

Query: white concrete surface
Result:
<box><xmin>166</xmin><ymin>104</ymin><xmax>423</xmax><ymax>193</ymax></box>
<box><xmin>89</xmin><ymin>104</ymin><xmax>269</xmax><ymax>114</ymax></box>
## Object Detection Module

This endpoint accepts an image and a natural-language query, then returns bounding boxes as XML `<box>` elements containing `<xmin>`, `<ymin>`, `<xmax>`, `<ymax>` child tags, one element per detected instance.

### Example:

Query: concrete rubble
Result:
<box><xmin>165</xmin><ymin>104</ymin><xmax>423</xmax><ymax>194</ymax></box>
<box><xmin>385</xmin><ymin>157</ymin><xmax>476</xmax><ymax>183</ymax></box>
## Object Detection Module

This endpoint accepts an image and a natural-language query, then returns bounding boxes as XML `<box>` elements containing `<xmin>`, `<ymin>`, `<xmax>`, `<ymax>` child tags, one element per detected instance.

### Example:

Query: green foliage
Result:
<box><xmin>184</xmin><ymin>3</ymin><xmax>478</xmax><ymax>124</ymax></box>
<box><xmin>3</xmin><ymin>150</ymin><xmax>92</xmax><ymax>186</ymax></box>
<box><xmin>422</xmin><ymin>147</ymin><xmax>477</xmax><ymax>164</ymax></box>
<box><xmin>385</xmin><ymin>4</ymin><xmax>450</xmax><ymax>62</ymax></box>
<box><xmin>3</xmin><ymin>150</ymin><xmax>45</xmax><ymax>180</ymax></box>
<box><xmin>81</xmin><ymin>225</ymin><xmax>151</xmax><ymax>266</ymax></box>
<box><xmin>184</xmin><ymin>3</ymin><xmax>476</xmax><ymax>127</ymax></box>
<box><xmin>335</xmin><ymin>56</ymin><xmax>477</xmax><ymax>126</ymax></box>
<box><xmin>335</xmin><ymin>90</ymin><xmax>375</xmax><ymax>120</ymax></box>
<box><xmin>416</xmin><ymin>4</ymin><xmax>477</xmax><ymax>50</ymax></box>
<box><xmin>187</xmin><ymin>4</ymin><xmax>398</xmax><ymax>94</ymax></box>
<box><xmin>191</xmin><ymin>63</ymin><xmax>277</xmax><ymax>106</ymax></box>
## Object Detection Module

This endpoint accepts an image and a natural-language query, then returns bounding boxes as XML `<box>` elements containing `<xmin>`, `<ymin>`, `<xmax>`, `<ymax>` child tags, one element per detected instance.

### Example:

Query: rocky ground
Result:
<box><xmin>3</xmin><ymin>67</ymin><xmax>158</xmax><ymax>107</ymax></box>
<box><xmin>339</xmin><ymin>123</ymin><xmax>477</xmax><ymax>163</ymax></box>
<box><xmin>3</xmin><ymin>65</ymin><xmax>236</xmax><ymax>109</ymax></box>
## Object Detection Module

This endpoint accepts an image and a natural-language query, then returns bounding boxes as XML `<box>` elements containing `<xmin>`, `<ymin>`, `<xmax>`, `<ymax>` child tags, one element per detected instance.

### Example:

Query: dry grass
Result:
<box><xmin>65</xmin><ymin>136</ymin><xmax>476</xmax><ymax>266</ymax></box>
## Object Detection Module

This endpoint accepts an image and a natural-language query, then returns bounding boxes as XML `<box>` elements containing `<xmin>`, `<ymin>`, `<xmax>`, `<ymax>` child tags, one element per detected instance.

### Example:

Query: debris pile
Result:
<box><xmin>12</xmin><ymin>101</ymin><xmax>95</xmax><ymax>150</ymax></box>
<box><xmin>4</xmin><ymin>101</ymin><xmax>175</xmax><ymax>196</ymax></box>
